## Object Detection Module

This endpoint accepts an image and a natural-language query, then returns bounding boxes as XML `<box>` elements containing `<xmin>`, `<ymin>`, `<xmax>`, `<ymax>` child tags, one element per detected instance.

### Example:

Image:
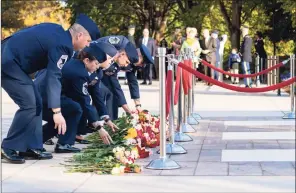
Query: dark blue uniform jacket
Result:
<box><xmin>61</xmin><ymin>59</ymin><xmax>97</xmax><ymax>123</ymax></box>
<box><xmin>2</xmin><ymin>23</ymin><xmax>73</xmax><ymax>108</ymax></box>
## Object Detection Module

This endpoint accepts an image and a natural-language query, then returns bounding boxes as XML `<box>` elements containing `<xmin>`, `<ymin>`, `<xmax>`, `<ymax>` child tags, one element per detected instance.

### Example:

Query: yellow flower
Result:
<box><xmin>124</xmin><ymin>128</ymin><xmax>137</xmax><ymax>139</ymax></box>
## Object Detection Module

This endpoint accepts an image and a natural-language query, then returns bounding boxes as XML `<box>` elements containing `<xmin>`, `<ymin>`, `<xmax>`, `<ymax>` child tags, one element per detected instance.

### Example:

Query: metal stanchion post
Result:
<box><xmin>146</xmin><ymin>48</ymin><xmax>180</xmax><ymax>170</ymax></box>
<box><xmin>272</xmin><ymin>56</ymin><xmax>275</xmax><ymax>85</ymax></box>
<box><xmin>190</xmin><ymin>55</ymin><xmax>202</xmax><ymax>121</ymax></box>
<box><xmin>277</xmin><ymin>56</ymin><xmax>281</xmax><ymax>96</ymax></box>
<box><xmin>283</xmin><ymin>54</ymin><xmax>295</xmax><ymax>119</ymax></box>
<box><xmin>256</xmin><ymin>55</ymin><xmax>260</xmax><ymax>87</ymax></box>
<box><xmin>267</xmin><ymin>56</ymin><xmax>271</xmax><ymax>86</ymax></box>
<box><xmin>180</xmin><ymin>48</ymin><xmax>196</xmax><ymax>133</ymax></box>
<box><xmin>260</xmin><ymin>58</ymin><xmax>263</xmax><ymax>83</ymax></box>
<box><xmin>158</xmin><ymin>54</ymin><xmax>187</xmax><ymax>155</ymax></box>
<box><xmin>273</xmin><ymin>56</ymin><xmax>277</xmax><ymax>85</ymax></box>
<box><xmin>173</xmin><ymin>53</ymin><xmax>193</xmax><ymax>142</ymax></box>
<box><xmin>185</xmin><ymin>48</ymin><xmax>199</xmax><ymax>125</ymax></box>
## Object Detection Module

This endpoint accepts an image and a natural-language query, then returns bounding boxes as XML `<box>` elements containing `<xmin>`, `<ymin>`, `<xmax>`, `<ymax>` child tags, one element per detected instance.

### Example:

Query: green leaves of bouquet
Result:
<box><xmin>65</xmin><ymin>115</ymin><xmax>135</xmax><ymax>174</ymax></box>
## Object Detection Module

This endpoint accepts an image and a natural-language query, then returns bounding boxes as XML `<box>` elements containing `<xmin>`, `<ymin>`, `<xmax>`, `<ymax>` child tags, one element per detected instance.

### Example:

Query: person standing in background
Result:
<box><xmin>228</xmin><ymin>48</ymin><xmax>241</xmax><ymax>84</ymax></box>
<box><xmin>171</xmin><ymin>28</ymin><xmax>184</xmax><ymax>56</ymax></box>
<box><xmin>138</xmin><ymin>28</ymin><xmax>156</xmax><ymax>85</ymax></box>
<box><xmin>254</xmin><ymin>31</ymin><xmax>267</xmax><ymax>83</ymax></box>
<box><xmin>181</xmin><ymin>28</ymin><xmax>202</xmax><ymax>80</ymax></box>
<box><xmin>211</xmin><ymin>30</ymin><xmax>220</xmax><ymax>80</ymax></box>
<box><xmin>239</xmin><ymin>25</ymin><xmax>253</xmax><ymax>88</ymax></box>
<box><xmin>124</xmin><ymin>25</ymin><xmax>137</xmax><ymax>85</ymax></box>
<box><xmin>200</xmin><ymin>28</ymin><xmax>217</xmax><ymax>85</ymax></box>
<box><xmin>218</xmin><ymin>34</ymin><xmax>228</xmax><ymax>81</ymax></box>
<box><xmin>127</xmin><ymin>25</ymin><xmax>136</xmax><ymax>47</ymax></box>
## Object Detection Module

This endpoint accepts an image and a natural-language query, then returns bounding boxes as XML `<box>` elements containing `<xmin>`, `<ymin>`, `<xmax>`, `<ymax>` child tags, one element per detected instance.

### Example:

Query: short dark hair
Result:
<box><xmin>77</xmin><ymin>50</ymin><xmax>96</xmax><ymax>61</ymax></box>
<box><xmin>256</xmin><ymin>31</ymin><xmax>263</xmax><ymax>38</ymax></box>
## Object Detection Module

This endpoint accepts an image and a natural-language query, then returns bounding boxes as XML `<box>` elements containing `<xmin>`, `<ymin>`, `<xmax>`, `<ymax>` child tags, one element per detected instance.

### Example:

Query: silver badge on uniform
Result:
<box><xmin>82</xmin><ymin>82</ymin><xmax>89</xmax><ymax>95</ymax></box>
<box><xmin>108</xmin><ymin>37</ymin><xmax>120</xmax><ymax>44</ymax></box>
<box><xmin>57</xmin><ymin>55</ymin><xmax>68</xmax><ymax>69</ymax></box>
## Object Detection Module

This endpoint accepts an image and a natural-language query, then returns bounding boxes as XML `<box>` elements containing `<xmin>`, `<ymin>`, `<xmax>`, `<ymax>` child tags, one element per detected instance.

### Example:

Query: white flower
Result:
<box><xmin>124</xmin><ymin>150</ymin><xmax>131</xmax><ymax>157</ymax></box>
<box><xmin>127</xmin><ymin>160</ymin><xmax>133</xmax><ymax>164</ymax></box>
<box><xmin>135</xmin><ymin>124</ymin><xmax>142</xmax><ymax>131</ymax></box>
<box><xmin>111</xmin><ymin>167</ymin><xmax>121</xmax><ymax>175</ymax></box>
<box><xmin>112</xmin><ymin>148</ymin><xmax>117</xmax><ymax>153</ymax></box>
<box><xmin>119</xmin><ymin>166</ymin><xmax>125</xmax><ymax>173</ymax></box>
<box><xmin>115</xmin><ymin>152</ymin><xmax>121</xmax><ymax>160</ymax></box>
<box><xmin>116</xmin><ymin>147</ymin><xmax>121</xmax><ymax>152</ymax></box>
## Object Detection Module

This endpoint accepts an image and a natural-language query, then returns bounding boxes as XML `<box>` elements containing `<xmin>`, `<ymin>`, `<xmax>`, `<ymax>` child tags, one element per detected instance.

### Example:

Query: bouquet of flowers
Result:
<box><xmin>131</xmin><ymin>110</ymin><xmax>168</xmax><ymax>149</ymax></box>
<box><xmin>66</xmin><ymin>115</ymin><xmax>142</xmax><ymax>175</ymax></box>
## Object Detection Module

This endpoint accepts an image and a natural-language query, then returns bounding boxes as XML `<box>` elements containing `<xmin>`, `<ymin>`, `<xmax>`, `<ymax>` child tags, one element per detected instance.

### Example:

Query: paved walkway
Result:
<box><xmin>1</xmin><ymin>81</ymin><xmax>295</xmax><ymax>192</ymax></box>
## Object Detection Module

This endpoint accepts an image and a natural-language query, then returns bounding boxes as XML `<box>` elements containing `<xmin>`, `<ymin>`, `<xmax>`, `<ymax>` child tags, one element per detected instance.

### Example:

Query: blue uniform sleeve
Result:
<box><xmin>88</xmin><ymin>81</ymin><xmax>109</xmax><ymax>119</ymax></box>
<box><xmin>109</xmin><ymin>75</ymin><xmax>127</xmax><ymax>106</ymax></box>
<box><xmin>73</xmin><ymin>78</ymin><xmax>98</xmax><ymax>123</ymax></box>
<box><xmin>46</xmin><ymin>46</ymin><xmax>71</xmax><ymax>108</ymax></box>
<box><xmin>126</xmin><ymin>70</ymin><xmax>140</xmax><ymax>99</ymax></box>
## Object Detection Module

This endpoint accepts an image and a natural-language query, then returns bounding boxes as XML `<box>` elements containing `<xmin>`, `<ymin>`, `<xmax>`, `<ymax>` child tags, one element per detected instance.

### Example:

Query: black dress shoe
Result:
<box><xmin>44</xmin><ymin>139</ymin><xmax>54</xmax><ymax>145</ymax></box>
<box><xmin>54</xmin><ymin>144</ymin><xmax>81</xmax><ymax>153</ymax></box>
<box><xmin>148</xmin><ymin>82</ymin><xmax>152</xmax><ymax>85</ymax></box>
<box><xmin>140</xmin><ymin>82</ymin><xmax>147</xmax><ymax>85</ymax></box>
<box><xmin>1</xmin><ymin>148</ymin><xmax>25</xmax><ymax>164</ymax></box>
<box><xmin>75</xmin><ymin>138</ymin><xmax>90</xmax><ymax>144</ymax></box>
<box><xmin>19</xmin><ymin>149</ymin><xmax>53</xmax><ymax>160</ymax></box>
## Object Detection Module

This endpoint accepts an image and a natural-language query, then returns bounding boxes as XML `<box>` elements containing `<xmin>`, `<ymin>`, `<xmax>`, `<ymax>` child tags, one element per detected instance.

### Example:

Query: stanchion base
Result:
<box><xmin>283</xmin><ymin>112</ymin><xmax>295</xmax><ymax>119</ymax></box>
<box><xmin>187</xmin><ymin>116</ymin><xmax>199</xmax><ymax>125</ymax></box>
<box><xmin>157</xmin><ymin>143</ymin><xmax>187</xmax><ymax>155</ymax></box>
<box><xmin>174</xmin><ymin>132</ymin><xmax>193</xmax><ymax>142</ymax></box>
<box><xmin>145</xmin><ymin>157</ymin><xmax>181</xmax><ymax>170</ymax></box>
<box><xmin>191</xmin><ymin>113</ymin><xmax>202</xmax><ymax>120</ymax></box>
<box><xmin>181</xmin><ymin>122</ymin><xmax>196</xmax><ymax>133</ymax></box>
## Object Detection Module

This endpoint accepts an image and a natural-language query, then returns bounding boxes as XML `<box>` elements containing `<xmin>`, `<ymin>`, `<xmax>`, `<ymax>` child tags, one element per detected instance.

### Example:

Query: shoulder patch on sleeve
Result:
<box><xmin>108</xmin><ymin>37</ymin><xmax>120</xmax><ymax>44</ymax></box>
<box><xmin>82</xmin><ymin>82</ymin><xmax>89</xmax><ymax>95</ymax></box>
<box><xmin>57</xmin><ymin>55</ymin><xmax>68</xmax><ymax>69</ymax></box>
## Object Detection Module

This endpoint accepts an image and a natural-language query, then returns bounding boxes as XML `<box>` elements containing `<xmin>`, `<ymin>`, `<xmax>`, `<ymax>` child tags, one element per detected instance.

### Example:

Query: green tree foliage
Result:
<box><xmin>1</xmin><ymin>0</ymin><xmax>295</xmax><ymax>55</ymax></box>
<box><xmin>1</xmin><ymin>0</ymin><xmax>71</xmax><ymax>39</ymax></box>
<box><xmin>278</xmin><ymin>0</ymin><xmax>296</xmax><ymax>27</ymax></box>
<box><xmin>65</xmin><ymin>0</ymin><xmax>179</xmax><ymax>43</ymax></box>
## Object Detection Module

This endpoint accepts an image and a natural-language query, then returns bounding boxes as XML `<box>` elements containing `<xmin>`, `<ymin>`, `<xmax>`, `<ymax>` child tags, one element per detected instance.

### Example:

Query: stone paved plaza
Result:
<box><xmin>1</xmin><ymin>81</ymin><xmax>295</xmax><ymax>192</ymax></box>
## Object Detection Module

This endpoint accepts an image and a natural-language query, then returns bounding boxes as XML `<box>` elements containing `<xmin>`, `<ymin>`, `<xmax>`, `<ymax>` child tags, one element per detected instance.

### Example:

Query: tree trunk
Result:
<box><xmin>231</xmin><ymin>0</ymin><xmax>242</xmax><ymax>49</ymax></box>
<box><xmin>155</xmin><ymin>16</ymin><xmax>167</xmax><ymax>42</ymax></box>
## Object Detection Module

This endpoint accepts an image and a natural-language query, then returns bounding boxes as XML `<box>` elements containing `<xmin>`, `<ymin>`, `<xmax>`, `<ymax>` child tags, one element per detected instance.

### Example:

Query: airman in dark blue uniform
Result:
<box><xmin>34</xmin><ymin>68</ymin><xmax>84</xmax><ymax>153</ymax></box>
<box><xmin>95</xmin><ymin>35</ymin><xmax>154</xmax><ymax>120</ymax></box>
<box><xmin>1</xmin><ymin>14</ymin><xmax>100</xmax><ymax>164</ymax></box>
<box><xmin>62</xmin><ymin>42</ymin><xmax>118</xmax><ymax>145</ymax></box>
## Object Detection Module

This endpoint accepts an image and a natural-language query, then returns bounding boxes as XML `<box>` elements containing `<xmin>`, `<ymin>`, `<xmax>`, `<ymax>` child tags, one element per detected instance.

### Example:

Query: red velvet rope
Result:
<box><xmin>201</xmin><ymin>59</ymin><xmax>284</xmax><ymax>78</ymax></box>
<box><xmin>166</xmin><ymin>70</ymin><xmax>173</xmax><ymax>118</ymax></box>
<box><xmin>178</xmin><ymin>62</ymin><xmax>296</xmax><ymax>93</ymax></box>
<box><xmin>174</xmin><ymin>66</ymin><xmax>181</xmax><ymax>105</ymax></box>
<box><xmin>182</xmin><ymin>60</ymin><xmax>189</xmax><ymax>95</ymax></box>
<box><xmin>182</xmin><ymin>60</ymin><xmax>191</xmax><ymax>95</ymax></box>
<box><xmin>188</xmin><ymin>59</ymin><xmax>193</xmax><ymax>89</ymax></box>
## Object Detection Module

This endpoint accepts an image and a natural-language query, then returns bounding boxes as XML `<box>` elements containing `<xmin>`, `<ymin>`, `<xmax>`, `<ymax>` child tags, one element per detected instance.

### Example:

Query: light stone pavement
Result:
<box><xmin>1</xmin><ymin>80</ymin><xmax>295</xmax><ymax>192</ymax></box>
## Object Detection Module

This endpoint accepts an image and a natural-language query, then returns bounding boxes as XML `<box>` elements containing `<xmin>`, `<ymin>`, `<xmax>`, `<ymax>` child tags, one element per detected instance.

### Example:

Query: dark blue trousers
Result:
<box><xmin>1</xmin><ymin>44</ymin><xmax>43</xmax><ymax>152</ymax></box>
<box><xmin>143</xmin><ymin>63</ymin><xmax>153</xmax><ymax>83</ymax></box>
<box><xmin>99</xmin><ymin>81</ymin><xmax>116</xmax><ymax>120</ymax></box>
<box><xmin>42</xmin><ymin>96</ymin><xmax>82</xmax><ymax>145</ymax></box>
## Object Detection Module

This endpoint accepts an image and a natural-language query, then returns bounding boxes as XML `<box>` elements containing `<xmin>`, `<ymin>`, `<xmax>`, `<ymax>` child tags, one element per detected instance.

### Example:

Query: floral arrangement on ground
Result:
<box><xmin>65</xmin><ymin>110</ymin><xmax>167</xmax><ymax>175</ymax></box>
